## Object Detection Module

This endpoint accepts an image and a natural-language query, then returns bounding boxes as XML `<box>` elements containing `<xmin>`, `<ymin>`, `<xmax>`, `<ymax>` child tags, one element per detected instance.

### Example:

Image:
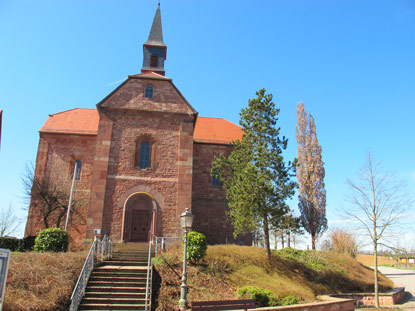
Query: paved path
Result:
<box><xmin>377</xmin><ymin>266</ymin><xmax>415</xmax><ymax>310</ymax></box>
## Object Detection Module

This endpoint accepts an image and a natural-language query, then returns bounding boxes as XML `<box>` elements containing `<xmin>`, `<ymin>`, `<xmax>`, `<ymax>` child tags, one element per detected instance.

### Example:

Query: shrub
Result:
<box><xmin>0</xmin><ymin>237</ymin><xmax>23</xmax><ymax>251</ymax></box>
<box><xmin>34</xmin><ymin>228</ymin><xmax>69</xmax><ymax>252</ymax></box>
<box><xmin>329</xmin><ymin>228</ymin><xmax>358</xmax><ymax>258</ymax></box>
<box><xmin>186</xmin><ymin>231</ymin><xmax>207</xmax><ymax>264</ymax></box>
<box><xmin>237</xmin><ymin>286</ymin><xmax>273</xmax><ymax>307</ymax></box>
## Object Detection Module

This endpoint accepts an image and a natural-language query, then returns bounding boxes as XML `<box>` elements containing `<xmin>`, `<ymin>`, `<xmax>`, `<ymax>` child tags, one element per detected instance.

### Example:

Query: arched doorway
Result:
<box><xmin>122</xmin><ymin>193</ymin><xmax>155</xmax><ymax>242</ymax></box>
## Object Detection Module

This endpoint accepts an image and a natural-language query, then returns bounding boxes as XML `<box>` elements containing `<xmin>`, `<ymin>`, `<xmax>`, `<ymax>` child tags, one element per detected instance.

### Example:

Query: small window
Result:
<box><xmin>70</xmin><ymin>159</ymin><xmax>82</xmax><ymax>180</ymax></box>
<box><xmin>150</xmin><ymin>54</ymin><xmax>158</xmax><ymax>68</ymax></box>
<box><xmin>144</xmin><ymin>86</ymin><xmax>154</xmax><ymax>98</ymax></box>
<box><xmin>212</xmin><ymin>170</ymin><xmax>221</xmax><ymax>186</ymax></box>
<box><xmin>139</xmin><ymin>142</ymin><xmax>151</xmax><ymax>169</ymax></box>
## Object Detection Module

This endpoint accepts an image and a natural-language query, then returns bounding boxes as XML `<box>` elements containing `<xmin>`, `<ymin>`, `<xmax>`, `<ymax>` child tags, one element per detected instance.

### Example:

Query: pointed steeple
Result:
<box><xmin>144</xmin><ymin>3</ymin><xmax>166</xmax><ymax>47</ymax></box>
<box><xmin>141</xmin><ymin>3</ymin><xmax>167</xmax><ymax>75</ymax></box>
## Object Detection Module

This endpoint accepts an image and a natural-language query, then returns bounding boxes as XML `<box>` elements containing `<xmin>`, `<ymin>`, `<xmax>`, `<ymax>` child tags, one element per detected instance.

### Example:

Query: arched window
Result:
<box><xmin>150</xmin><ymin>54</ymin><xmax>158</xmax><ymax>68</ymax></box>
<box><xmin>144</xmin><ymin>86</ymin><xmax>154</xmax><ymax>98</ymax></box>
<box><xmin>139</xmin><ymin>141</ymin><xmax>151</xmax><ymax>169</ymax></box>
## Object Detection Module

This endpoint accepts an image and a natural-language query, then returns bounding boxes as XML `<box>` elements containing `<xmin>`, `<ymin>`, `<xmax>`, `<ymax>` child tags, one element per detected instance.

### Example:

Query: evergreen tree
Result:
<box><xmin>295</xmin><ymin>103</ymin><xmax>327</xmax><ymax>250</ymax></box>
<box><xmin>212</xmin><ymin>89</ymin><xmax>296</xmax><ymax>257</ymax></box>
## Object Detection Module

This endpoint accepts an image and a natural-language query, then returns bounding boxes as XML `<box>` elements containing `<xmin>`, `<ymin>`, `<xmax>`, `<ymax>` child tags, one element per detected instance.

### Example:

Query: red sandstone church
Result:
<box><xmin>25</xmin><ymin>5</ymin><xmax>251</xmax><ymax>245</ymax></box>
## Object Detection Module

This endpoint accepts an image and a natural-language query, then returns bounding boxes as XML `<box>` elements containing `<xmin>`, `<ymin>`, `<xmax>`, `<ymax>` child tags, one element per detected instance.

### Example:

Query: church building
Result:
<box><xmin>25</xmin><ymin>5</ymin><xmax>251</xmax><ymax>245</ymax></box>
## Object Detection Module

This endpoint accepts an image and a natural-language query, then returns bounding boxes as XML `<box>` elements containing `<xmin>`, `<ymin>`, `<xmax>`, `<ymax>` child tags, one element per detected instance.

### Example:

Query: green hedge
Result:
<box><xmin>0</xmin><ymin>236</ymin><xmax>36</xmax><ymax>252</ymax></box>
<box><xmin>186</xmin><ymin>231</ymin><xmax>207</xmax><ymax>264</ymax></box>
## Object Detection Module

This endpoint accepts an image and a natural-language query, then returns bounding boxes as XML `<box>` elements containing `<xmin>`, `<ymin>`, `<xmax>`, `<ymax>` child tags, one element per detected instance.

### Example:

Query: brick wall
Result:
<box><xmin>192</xmin><ymin>142</ymin><xmax>252</xmax><ymax>245</ymax></box>
<box><xmin>88</xmin><ymin>76</ymin><xmax>196</xmax><ymax>242</ymax></box>
<box><xmin>25</xmin><ymin>133</ymin><xmax>96</xmax><ymax>243</ymax></box>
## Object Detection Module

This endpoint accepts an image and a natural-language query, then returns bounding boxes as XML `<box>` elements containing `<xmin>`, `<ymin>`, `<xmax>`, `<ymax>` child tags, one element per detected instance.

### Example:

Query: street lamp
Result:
<box><xmin>179</xmin><ymin>208</ymin><xmax>194</xmax><ymax>311</ymax></box>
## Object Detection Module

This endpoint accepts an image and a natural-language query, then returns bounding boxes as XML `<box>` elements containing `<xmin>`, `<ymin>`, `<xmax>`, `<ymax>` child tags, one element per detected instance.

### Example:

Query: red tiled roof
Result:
<box><xmin>40</xmin><ymin>108</ymin><xmax>99</xmax><ymax>135</ymax></box>
<box><xmin>40</xmin><ymin>109</ymin><xmax>243</xmax><ymax>144</ymax></box>
<box><xmin>193</xmin><ymin>117</ymin><xmax>243</xmax><ymax>144</ymax></box>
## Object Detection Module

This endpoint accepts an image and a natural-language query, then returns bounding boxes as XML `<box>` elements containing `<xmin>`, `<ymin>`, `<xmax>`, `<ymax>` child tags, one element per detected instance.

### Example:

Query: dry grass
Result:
<box><xmin>4</xmin><ymin>251</ymin><xmax>86</xmax><ymax>311</ymax></box>
<box><xmin>153</xmin><ymin>245</ymin><xmax>394</xmax><ymax>311</ymax></box>
<box><xmin>357</xmin><ymin>254</ymin><xmax>396</xmax><ymax>266</ymax></box>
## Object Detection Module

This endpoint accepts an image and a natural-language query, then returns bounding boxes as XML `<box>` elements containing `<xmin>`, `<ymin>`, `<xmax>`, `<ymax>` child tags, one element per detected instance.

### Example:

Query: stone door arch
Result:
<box><xmin>122</xmin><ymin>193</ymin><xmax>156</xmax><ymax>242</ymax></box>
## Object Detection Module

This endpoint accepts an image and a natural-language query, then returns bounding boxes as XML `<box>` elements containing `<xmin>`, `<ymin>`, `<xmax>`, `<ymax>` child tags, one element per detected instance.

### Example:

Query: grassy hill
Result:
<box><xmin>153</xmin><ymin>245</ymin><xmax>394</xmax><ymax>311</ymax></box>
<box><xmin>4</xmin><ymin>251</ymin><xmax>86</xmax><ymax>311</ymax></box>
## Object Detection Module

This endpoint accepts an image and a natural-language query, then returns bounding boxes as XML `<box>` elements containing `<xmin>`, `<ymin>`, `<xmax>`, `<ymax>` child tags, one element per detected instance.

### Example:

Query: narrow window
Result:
<box><xmin>139</xmin><ymin>142</ymin><xmax>151</xmax><ymax>169</ymax></box>
<box><xmin>150</xmin><ymin>54</ymin><xmax>158</xmax><ymax>68</ymax></box>
<box><xmin>212</xmin><ymin>170</ymin><xmax>221</xmax><ymax>186</ymax></box>
<box><xmin>74</xmin><ymin>160</ymin><xmax>82</xmax><ymax>180</ymax></box>
<box><xmin>144</xmin><ymin>86</ymin><xmax>154</xmax><ymax>98</ymax></box>
<box><xmin>70</xmin><ymin>159</ymin><xmax>82</xmax><ymax>180</ymax></box>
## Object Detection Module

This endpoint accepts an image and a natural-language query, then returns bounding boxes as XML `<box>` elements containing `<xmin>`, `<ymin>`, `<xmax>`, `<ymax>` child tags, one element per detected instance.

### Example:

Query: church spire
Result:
<box><xmin>141</xmin><ymin>4</ymin><xmax>167</xmax><ymax>75</ymax></box>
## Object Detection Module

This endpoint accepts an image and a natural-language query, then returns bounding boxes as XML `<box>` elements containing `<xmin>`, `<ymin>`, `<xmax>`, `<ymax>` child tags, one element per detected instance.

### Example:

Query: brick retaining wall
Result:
<box><xmin>332</xmin><ymin>287</ymin><xmax>405</xmax><ymax>306</ymax></box>
<box><xmin>253</xmin><ymin>296</ymin><xmax>354</xmax><ymax>311</ymax></box>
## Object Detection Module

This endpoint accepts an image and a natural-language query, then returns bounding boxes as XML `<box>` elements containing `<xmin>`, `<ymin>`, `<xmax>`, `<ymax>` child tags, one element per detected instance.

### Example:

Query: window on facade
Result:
<box><xmin>144</xmin><ymin>86</ymin><xmax>154</xmax><ymax>98</ymax></box>
<box><xmin>139</xmin><ymin>141</ymin><xmax>151</xmax><ymax>169</ymax></box>
<box><xmin>150</xmin><ymin>54</ymin><xmax>158</xmax><ymax>68</ymax></box>
<box><xmin>70</xmin><ymin>159</ymin><xmax>82</xmax><ymax>180</ymax></box>
<box><xmin>212</xmin><ymin>171</ymin><xmax>221</xmax><ymax>186</ymax></box>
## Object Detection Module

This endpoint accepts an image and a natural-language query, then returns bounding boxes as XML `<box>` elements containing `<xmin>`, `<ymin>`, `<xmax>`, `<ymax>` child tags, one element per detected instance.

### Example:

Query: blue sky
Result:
<box><xmin>0</xmin><ymin>0</ymin><xmax>414</xmax><ymax>248</ymax></box>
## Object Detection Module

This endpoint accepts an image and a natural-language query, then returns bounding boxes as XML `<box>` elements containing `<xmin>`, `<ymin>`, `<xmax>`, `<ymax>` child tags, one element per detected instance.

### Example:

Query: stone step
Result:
<box><xmin>78</xmin><ymin>303</ymin><xmax>146</xmax><ymax>310</ymax></box>
<box><xmin>85</xmin><ymin>286</ymin><xmax>146</xmax><ymax>293</ymax></box>
<box><xmin>87</xmin><ymin>281</ymin><xmax>147</xmax><ymax>287</ymax></box>
<box><xmin>81</xmin><ymin>297</ymin><xmax>147</xmax><ymax>305</ymax></box>
<box><xmin>84</xmin><ymin>292</ymin><xmax>147</xmax><ymax>299</ymax></box>
<box><xmin>94</xmin><ymin>267</ymin><xmax>148</xmax><ymax>273</ymax></box>
<box><xmin>102</xmin><ymin>260</ymin><xmax>148</xmax><ymax>266</ymax></box>
<box><xmin>92</xmin><ymin>271</ymin><xmax>147</xmax><ymax>278</ymax></box>
<box><xmin>89</xmin><ymin>276</ymin><xmax>147</xmax><ymax>283</ymax></box>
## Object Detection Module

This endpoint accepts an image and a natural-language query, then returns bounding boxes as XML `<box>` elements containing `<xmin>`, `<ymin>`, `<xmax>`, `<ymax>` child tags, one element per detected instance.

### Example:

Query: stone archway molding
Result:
<box><xmin>118</xmin><ymin>185</ymin><xmax>164</xmax><ymax>243</ymax></box>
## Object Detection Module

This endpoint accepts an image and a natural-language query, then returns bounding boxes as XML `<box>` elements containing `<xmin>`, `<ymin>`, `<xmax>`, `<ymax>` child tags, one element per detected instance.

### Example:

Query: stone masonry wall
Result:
<box><xmin>88</xmin><ymin>76</ymin><xmax>196</xmax><ymax>242</ymax></box>
<box><xmin>100</xmin><ymin>109</ymin><xmax>193</xmax><ymax>241</ymax></box>
<box><xmin>192</xmin><ymin>142</ymin><xmax>252</xmax><ymax>245</ymax></box>
<box><xmin>25</xmin><ymin>133</ymin><xmax>96</xmax><ymax>243</ymax></box>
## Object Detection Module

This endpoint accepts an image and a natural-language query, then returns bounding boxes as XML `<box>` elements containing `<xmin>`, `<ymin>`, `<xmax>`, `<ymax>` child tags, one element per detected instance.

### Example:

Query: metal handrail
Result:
<box><xmin>69</xmin><ymin>237</ymin><xmax>97</xmax><ymax>311</ymax></box>
<box><xmin>144</xmin><ymin>239</ymin><xmax>152</xmax><ymax>311</ymax></box>
<box><xmin>69</xmin><ymin>235</ymin><xmax>113</xmax><ymax>311</ymax></box>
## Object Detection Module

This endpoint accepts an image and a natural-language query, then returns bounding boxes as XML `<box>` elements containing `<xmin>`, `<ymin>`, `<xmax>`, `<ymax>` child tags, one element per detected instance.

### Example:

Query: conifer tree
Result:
<box><xmin>212</xmin><ymin>89</ymin><xmax>296</xmax><ymax>257</ymax></box>
<box><xmin>295</xmin><ymin>103</ymin><xmax>327</xmax><ymax>250</ymax></box>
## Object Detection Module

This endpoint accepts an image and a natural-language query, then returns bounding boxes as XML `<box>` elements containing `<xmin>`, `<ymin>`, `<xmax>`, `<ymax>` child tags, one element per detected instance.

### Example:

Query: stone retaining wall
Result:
<box><xmin>253</xmin><ymin>296</ymin><xmax>354</xmax><ymax>311</ymax></box>
<box><xmin>332</xmin><ymin>287</ymin><xmax>405</xmax><ymax>306</ymax></box>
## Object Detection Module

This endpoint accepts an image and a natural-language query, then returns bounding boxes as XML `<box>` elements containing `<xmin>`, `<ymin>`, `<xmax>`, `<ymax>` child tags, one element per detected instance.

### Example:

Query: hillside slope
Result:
<box><xmin>153</xmin><ymin>245</ymin><xmax>394</xmax><ymax>311</ymax></box>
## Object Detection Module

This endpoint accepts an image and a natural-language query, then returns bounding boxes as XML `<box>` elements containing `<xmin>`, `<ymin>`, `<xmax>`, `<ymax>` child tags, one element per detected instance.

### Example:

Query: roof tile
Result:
<box><xmin>40</xmin><ymin>109</ymin><xmax>243</xmax><ymax>144</ymax></box>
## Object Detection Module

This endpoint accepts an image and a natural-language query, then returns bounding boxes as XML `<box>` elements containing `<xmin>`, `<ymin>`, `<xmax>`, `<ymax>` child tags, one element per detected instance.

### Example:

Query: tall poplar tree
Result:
<box><xmin>295</xmin><ymin>103</ymin><xmax>327</xmax><ymax>250</ymax></box>
<box><xmin>212</xmin><ymin>89</ymin><xmax>296</xmax><ymax>257</ymax></box>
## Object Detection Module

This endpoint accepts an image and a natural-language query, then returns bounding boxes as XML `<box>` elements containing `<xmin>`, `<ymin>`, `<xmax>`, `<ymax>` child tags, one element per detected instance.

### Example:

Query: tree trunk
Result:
<box><xmin>281</xmin><ymin>230</ymin><xmax>284</xmax><ymax>249</ymax></box>
<box><xmin>287</xmin><ymin>231</ymin><xmax>291</xmax><ymax>248</ymax></box>
<box><xmin>311</xmin><ymin>233</ymin><xmax>316</xmax><ymax>250</ymax></box>
<box><xmin>274</xmin><ymin>231</ymin><xmax>278</xmax><ymax>250</ymax></box>
<box><xmin>263</xmin><ymin>215</ymin><xmax>271</xmax><ymax>257</ymax></box>
<box><xmin>374</xmin><ymin>235</ymin><xmax>379</xmax><ymax>307</ymax></box>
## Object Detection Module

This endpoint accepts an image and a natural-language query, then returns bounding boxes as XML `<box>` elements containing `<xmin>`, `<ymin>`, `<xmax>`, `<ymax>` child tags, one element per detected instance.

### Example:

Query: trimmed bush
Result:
<box><xmin>186</xmin><ymin>231</ymin><xmax>207</xmax><ymax>264</ymax></box>
<box><xmin>34</xmin><ymin>228</ymin><xmax>69</xmax><ymax>252</ymax></box>
<box><xmin>237</xmin><ymin>286</ymin><xmax>300</xmax><ymax>307</ymax></box>
<box><xmin>0</xmin><ymin>237</ymin><xmax>23</xmax><ymax>251</ymax></box>
<box><xmin>237</xmin><ymin>286</ymin><xmax>273</xmax><ymax>307</ymax></box>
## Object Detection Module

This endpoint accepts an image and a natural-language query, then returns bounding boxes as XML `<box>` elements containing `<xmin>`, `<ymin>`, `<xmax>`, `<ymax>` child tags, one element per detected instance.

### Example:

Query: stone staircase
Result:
<box><xmin>79</xmin><ymin>243</ymin><xmax>153</xmax><ymax>311</ymax></box>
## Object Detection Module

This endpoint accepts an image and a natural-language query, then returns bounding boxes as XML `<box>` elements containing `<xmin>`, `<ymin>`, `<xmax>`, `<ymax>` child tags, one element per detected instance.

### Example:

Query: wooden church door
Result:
<box><xmin>130</xmin><ymin>209</ymin><xmax>149</xmax><ymax>242</ymax></box>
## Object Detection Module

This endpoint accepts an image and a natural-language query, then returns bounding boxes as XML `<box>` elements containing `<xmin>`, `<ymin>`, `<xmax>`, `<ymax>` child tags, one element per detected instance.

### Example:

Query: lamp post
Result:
<box><xmin>179</xmin><ymin>208</ymin><xmax>194</xmax><ymax>311</ymax></box>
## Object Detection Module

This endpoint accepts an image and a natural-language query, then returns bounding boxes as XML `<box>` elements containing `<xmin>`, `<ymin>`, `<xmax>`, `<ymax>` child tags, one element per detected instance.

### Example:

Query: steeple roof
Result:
<box><xmin>144</xmin><ymin>4</ymin><xmax>166</xmax><ymax>47</ymax></box>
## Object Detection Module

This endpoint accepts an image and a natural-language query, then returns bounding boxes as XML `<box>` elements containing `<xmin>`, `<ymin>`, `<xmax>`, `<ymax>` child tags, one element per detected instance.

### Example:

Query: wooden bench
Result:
<box><xmin>191</xmin><ymin>299</ymin><xmax>256</xmax><ymax>311</ymax></box>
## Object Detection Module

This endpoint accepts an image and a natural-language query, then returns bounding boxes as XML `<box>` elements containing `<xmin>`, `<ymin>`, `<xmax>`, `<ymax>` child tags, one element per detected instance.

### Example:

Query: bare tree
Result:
<box><xmin>22</xmin><ymin>163</ymin><xmax>76</xmax><ymax>229</ymax></box>
<box><xmin>0</xmin><ymin>204</ymin><xmax>20</xmax><ymax>237</ymax></box>
<box><xmin>345</xmin><ymin>152</ymin><xmax>411</xmax><ymax>307</ymax></box>
<box><xmin>296</xmin><ymin>103</ymin><xmax>327</xmax><ymax>249</ymax></box>
<box><xmin>329</xmin><ymin>228</ymin><xmax>359</xmax><ymax>258</ymax></box>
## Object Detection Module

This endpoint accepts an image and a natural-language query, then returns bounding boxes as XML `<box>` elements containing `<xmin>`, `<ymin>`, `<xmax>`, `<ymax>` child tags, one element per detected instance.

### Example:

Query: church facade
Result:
<box><xmin>25</xmin><ymin>5</ymin><xmax>251</xmax><ymax>245</ymax></box>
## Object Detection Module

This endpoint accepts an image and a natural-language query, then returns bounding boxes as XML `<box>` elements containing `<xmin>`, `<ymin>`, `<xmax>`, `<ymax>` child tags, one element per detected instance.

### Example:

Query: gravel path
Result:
<box><xmin>377</xmin><ymin>266</ymin><xmax>415</xmax><ymax>310</ymax></box>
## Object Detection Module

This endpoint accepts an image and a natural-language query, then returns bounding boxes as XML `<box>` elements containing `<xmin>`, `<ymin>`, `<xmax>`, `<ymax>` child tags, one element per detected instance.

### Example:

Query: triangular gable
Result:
<box><xmin>97</xmin><ymin>74</ymin><xmax>197</xmax><ymax>116</ymax></box>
